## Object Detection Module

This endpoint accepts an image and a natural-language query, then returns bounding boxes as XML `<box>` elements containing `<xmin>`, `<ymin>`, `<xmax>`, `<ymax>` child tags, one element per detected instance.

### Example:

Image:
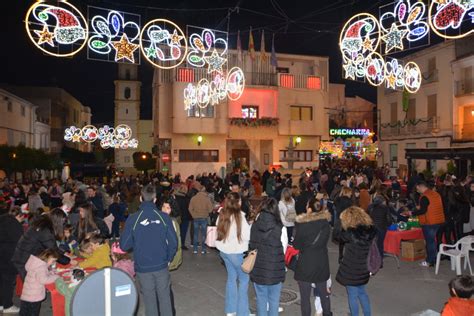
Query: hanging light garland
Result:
<box><xmin>64</xmin><ymin>124</ymin><xmax>139</xmax><ymax>149</ymax></box>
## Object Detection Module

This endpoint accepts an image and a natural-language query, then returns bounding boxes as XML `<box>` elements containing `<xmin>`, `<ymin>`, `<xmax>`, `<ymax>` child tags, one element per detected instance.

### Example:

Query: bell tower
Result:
<box><xmin>114</xmin><ymin>64</ymin><xmax>141</xmax><ymax>172</ymax></box>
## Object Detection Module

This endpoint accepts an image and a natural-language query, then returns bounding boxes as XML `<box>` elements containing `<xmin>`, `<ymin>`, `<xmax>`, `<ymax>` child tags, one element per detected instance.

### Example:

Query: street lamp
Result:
<box><xmin>197</xmin><ymin>135</ymin><xmax>203</xmax><ymax>146</ymax></box>
<box><xmin>295</xmin><ymin>136</ymin><xmax>301</xmax><ymax>147</ymax></box>
<box><xmin>141</xmin><ymin>154</ymin><xmax>147</xmax><ymax>160</ymax></box>
<box><xmin>12</xmin><ymin>153</ymin><xmax>16</xmax><ymax>159</ymax></box>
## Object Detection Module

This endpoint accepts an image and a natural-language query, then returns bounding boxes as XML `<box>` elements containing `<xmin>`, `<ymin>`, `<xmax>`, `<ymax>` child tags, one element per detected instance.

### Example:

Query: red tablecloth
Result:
<box><xmin>384</xmin><ymin>228</ymin><xmax>424</xmax><ymax>255</ymax></box>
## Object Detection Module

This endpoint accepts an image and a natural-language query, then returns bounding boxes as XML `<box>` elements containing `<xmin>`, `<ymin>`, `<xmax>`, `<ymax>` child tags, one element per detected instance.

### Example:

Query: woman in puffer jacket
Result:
<box><xmin>336</xmin><ymin>206</ymin><xmax>376</xmax><ymax>316</ymax></box>
<box><xmin>367</xmin><ymin>194</ymin><xmax>393</xmax><ymax>265</ymax></box>
<box><xmin>333</xmin><ymin>187</ymin><xmax>354</xmax><ymax>263</ymax></box>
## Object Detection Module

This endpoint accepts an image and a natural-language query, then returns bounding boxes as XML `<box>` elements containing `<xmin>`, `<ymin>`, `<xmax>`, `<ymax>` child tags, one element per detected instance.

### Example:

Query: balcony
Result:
<box><xmin>455</xmin><ymin>79</ymin><xmax>474</xmax><ymax>96</ymax></box>
<box><xmin>454</xmin><ymin>123</ymin><xmax>474</xmax><ymax>142</ymax></box>
<box><xmin>380</xmin><ymin>116</ymin><xmax>439</xmax><ymax>139</ymax></box>
<box><xmin>422</xmin><ymin>69</ymin><xmax>438</xmax><ymax>85</ymax></box>
<box><xmin>228</xmin><ymin>117</ymin><xmax>279</xmax><ymax>139</ymax></box>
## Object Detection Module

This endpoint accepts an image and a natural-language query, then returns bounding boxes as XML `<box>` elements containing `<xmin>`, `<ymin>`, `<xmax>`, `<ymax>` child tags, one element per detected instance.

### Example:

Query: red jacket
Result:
<box><xmin>441</xmin><ymin>297</ymin><xmax>474</xmax><ymax>316</ymax></box>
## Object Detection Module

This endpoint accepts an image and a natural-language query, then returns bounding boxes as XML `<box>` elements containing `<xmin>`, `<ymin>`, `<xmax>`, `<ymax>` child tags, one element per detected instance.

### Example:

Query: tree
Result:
<box><xmin>0</xmin><ymin>144</ymin><xmax>60</xmax><ymax>178</ymax></box>
<box><xmin>132</xmin><ymin>152</ymin><xmax>156</xmax><ymax>174</ymax></box>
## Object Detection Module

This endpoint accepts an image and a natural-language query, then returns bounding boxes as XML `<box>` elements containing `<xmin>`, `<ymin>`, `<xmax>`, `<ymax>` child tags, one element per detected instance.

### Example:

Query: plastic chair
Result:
<box><xmin>435</xmin><ymin>236</ymin><xmax>474</xmax><ymax>275</ymax></box>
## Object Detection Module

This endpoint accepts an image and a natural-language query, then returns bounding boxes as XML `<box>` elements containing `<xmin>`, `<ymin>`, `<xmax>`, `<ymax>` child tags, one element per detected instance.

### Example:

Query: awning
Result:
<box><xmin>405</xmin><ymin>147</ymin><xmax>474</xmax><ymax>160</ymax></box>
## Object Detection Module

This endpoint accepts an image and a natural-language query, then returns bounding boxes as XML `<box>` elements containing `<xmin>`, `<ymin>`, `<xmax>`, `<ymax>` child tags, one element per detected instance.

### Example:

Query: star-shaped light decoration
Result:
<box><xmin>145</xmin><ymin>46</ymin><xmax>157</xmax><ymax>58</ymax></box>
<box><xmin>72</xmin><ymin>134</ymin><xmax>81</xmax><ymax>142</ymax></box>
<box><xmin>362</xmin><ymin>36</ymin><xmax>374</xmax><ymax>53</ymax></box>
<box><xmin>112</xmin><ymin>34</ymin><xmax>139</xmax><ymax>63</ymax></box>
<box><xmin>382</xmin><ymin>24</ymin><xmax>408</xmax><ymax>54</ymax></box>
<box><xmin>34</xmin><ymin>26</ymin><xmax>55</xmax><ymax>47</ymax></box>
<box><xmin>170</xmin><ymin>29</ymin><xmax>184</xmax><ymax>45</ymax></box>
<box><xmin>203</xmin><ymin>49</ymin><xmax>226</xmax><ymax>74</ymax></box>
<box><xmin>343</xmin><ymin>62</ymin><xmax>357</xmax><ymax>80</ymax></box>
<box><xmin>386</xmin><ymin>72</ymin><xmax>397</xmax><ymax>89</ymax></box>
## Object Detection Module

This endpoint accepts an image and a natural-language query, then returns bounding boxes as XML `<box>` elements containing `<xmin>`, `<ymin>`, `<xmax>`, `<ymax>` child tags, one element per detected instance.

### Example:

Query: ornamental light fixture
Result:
<box><xmin>197</xmin><ymin>135</ymin><xmax>203</xmax><ymax>146</ymax></box>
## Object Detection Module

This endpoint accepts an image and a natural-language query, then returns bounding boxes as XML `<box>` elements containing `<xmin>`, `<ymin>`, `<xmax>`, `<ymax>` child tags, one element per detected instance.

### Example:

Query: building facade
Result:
<box><xmin>153</xmin><ymin>51</ymin><xmax>330</xmax><ymax>178</ymax></box>
<box><xmin>1</xmin><ymin>85</ymin><xmax>92</xmax><ymax>153</ymax></box>
<box><xmin>378</xmin><ymin>37</ymin><xmax>474</xmax><ymax>177</ymax></box>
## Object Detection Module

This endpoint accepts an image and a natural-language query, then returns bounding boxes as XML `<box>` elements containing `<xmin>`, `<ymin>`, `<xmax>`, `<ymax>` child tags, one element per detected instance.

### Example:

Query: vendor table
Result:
<box><xmin>384</xmin><ymin>228</ymin><xmax>424</xmax><ymax>256</ymax></box>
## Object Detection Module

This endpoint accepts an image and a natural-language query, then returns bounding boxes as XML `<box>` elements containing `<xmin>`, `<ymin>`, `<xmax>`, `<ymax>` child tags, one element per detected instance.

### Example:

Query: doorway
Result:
<box><xmin>232</xmin><ymin>149</ymin><xmax>250</xmax><ymax>172</ymax></box>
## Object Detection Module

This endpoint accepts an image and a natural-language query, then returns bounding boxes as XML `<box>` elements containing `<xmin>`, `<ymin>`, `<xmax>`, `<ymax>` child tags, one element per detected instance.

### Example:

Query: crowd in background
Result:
<box><xmin>0</xmin><ymin>161</ymin><xmax>473</xmax><ymax>315</ymax></box>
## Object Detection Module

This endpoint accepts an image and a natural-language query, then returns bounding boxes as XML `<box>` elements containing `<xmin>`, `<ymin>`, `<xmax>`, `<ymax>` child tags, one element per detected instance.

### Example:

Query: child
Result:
<box><xmin>55</xmin><ymin>269</ymin><xmax>86</xmax><ymax>316</ymax></box>
<box><xmin>111</xmin><ymin>241</ymin><xmax>135</xmax><ymax>277</ymax></box>
<box><xmin>441</xmin><ymin>275</ymin><xmax>474</xmax><ymax>316</ymax></box>
<box><xmin>78</xmin><ymin>234</ymin><xmax>112</xmax><ymax>269</ymax></box>
<box><xmin>58</xmin><ymin>224</ymin><xmax>78</xmax><ymax>254</ymax></box>
<box><xmin>20</xmin><ymin>249</ymin><xmax>60</xmax><ymax>316</ymax></box>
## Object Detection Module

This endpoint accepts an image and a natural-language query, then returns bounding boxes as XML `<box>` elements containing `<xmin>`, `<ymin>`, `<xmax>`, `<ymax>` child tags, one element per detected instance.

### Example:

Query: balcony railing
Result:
<box><xmin>455</xmin><ymin>79</ymin><xmax>474</xmax><ymax>96</ymax></box>
<box><xmin>422</xmin><ymin>69</ymin><xmax>438</xmax><ymax>85</ymax></box>
<box><xmin>380</xmin><ymin>116</ymin><xmax>439</xmax><ymax>138</ymax></box>
<box><xmin>454</xmin><ymin>123</ymin><xmax>474</xmax><ymax>141</ymax></box>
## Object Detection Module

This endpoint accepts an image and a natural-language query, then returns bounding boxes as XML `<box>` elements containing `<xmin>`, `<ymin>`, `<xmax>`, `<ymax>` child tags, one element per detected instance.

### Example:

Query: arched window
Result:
<box><xmin>124</xmin><ymin>87</ymin><xmax>131</xmax><ymax>99</ymax></box>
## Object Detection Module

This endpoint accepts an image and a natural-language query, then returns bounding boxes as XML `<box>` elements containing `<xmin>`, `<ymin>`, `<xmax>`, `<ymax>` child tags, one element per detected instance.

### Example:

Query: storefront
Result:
<box><xmin>319</xmin><ymin>127</ymin><xmax>378</xmax><ymax>161</ymax></box>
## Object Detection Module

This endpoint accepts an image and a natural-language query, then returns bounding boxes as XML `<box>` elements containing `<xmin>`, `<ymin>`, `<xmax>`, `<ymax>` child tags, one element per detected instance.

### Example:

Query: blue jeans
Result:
<box><xmin>193</xmin><ymin>218</ymin><xmax>208</xmax><ymax>252</ymax></box>
<box><xmin>422</xmin><ymin>224</ymin><xmax>441</xmax><ymax>264</ymax></box>
<box><xmin>220</xmin><ymin>253</ymin><xmax>250</xmax><ymax>316</ymax></box>
<box><xmin>254</xmin><ymin>282</ymin><xmax>282</xmax><ymax>316</ymax></box>
<box><xmin>346</xmin><ymin>285</ymin><xmax>371</xmax><ymax>316</ymax></box>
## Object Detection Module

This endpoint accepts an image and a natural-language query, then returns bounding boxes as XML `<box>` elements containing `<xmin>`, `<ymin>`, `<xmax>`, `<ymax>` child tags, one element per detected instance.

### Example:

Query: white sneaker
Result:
<box><xmin>3</xmin><ymin>305</ymin><xmax>20</xmax><ymax>314</ymax></box>
<box><xmin>279</xmin><ymin>306</ymin><xmax>284</xmax><ymax>313</ymax></box>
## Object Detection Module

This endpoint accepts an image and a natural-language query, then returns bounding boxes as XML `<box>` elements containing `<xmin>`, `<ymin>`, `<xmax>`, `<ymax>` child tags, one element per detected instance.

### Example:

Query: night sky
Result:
<box><xmin>2</xmin><ymin>0</ymin><xmax>392</xmax><ymax>124</ymax></box>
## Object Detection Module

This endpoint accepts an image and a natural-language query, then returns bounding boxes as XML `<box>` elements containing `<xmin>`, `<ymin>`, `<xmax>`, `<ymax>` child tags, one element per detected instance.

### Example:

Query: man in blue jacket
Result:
<box><xmin>120</xmin><ymin>184</ymin><xmax>178</xmax><ymax>316</ymax></box>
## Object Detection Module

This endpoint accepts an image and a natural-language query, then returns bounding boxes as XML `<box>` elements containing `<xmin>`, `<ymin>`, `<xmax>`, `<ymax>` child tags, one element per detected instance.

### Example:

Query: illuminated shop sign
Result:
<box><xmin>329</xmin><ymin>128</ymin><xmax>371</xmax><ymax>137</ymax></box>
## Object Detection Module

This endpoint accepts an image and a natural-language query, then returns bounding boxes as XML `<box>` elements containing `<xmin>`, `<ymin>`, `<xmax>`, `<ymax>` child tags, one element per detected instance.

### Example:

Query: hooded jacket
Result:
<box><xmin>249</xmin><ymin>211</ymin><xmax>285</xmax><ymax>285</ymax></box>
<box><xmin>21</xmin><ymin>255</ymin><xmax>58</xmax><ymax>302</ymax></box>
<box><xmin>189</xmin><ymin>191</ymin><xmax>213</xmax><ymax>219</ymax></box>
<box><xmin>333</xmin><ymin>196</ymin><xmax>353</xmax><ymax>241</ymax></box>
<box><xmin>441</xmin><ymin>297</ymin><xmax>474</xmax><ymax>316</ymax></box>
<box><xmin>293</xmin><ymin>211</ymin><xmax>331</xmax><ymax>283</ymax></box>
<box><xmin>120</xmin><ymin>201</ymin><xmax>178</xmax><ymax>273</ymax></box>
<box><xmin>368</xmin><ymin>196</ymin><xmax>392</xmax><ymax>230</ymax></box>
<box><xmin>336</xmin><ymin>225</ymin><xmax>377</xmax><ymax>286</ymax></box>
<box><xmin>0</xmin><ymin>214</ymin><xmax>23</xmax><ymax>273</ymax></box>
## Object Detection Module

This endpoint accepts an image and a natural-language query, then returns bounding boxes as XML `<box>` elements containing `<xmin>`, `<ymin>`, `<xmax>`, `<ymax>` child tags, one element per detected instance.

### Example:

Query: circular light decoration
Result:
<box><xmin>64</xmin><ymin>126</ymin><xmax>82</xmax><ymax>142</ymax></box>
<box><xmin>339</xmin><ymin>13</ymin><xmax>381</xmax><ymax>81</ymax></box>
<box><xmin>226</xmin><ymin>67</ymin><xmax>245</xmax><ymax>101</ymax></box>
<box><xmin>364</xmin><ymin>52</ymin><xmax>385</xmax><ymax>87</ymax></box>
<box><xmin>115</xmin><ymin>124</ymin><xmax>132</xmax><ymax>140</ymax></box>
<box><xmin>81</xmin><ymin>125</ymin><xmax>99</xmax><ymax>143</ymax></box>
<box><xmin>187</xmin><ymin>28</ymin><xmax>228</xmax><ymax>74</ymax></box>
<box><xmin>384</xmin><ymin>58</ymin><xmax>405</xmax><ymax>90</ymax></box>
<box><xmin>25</xmin><ymin>1</ymin><xmax>88</xmax><ymax>57</ymax></box>
<box><xmin>140</xmin><ymin>19</ymin><xmax>188</xmax><ymax>69</ymax></box>
<box><xmin>428</xmin><ymin>0</ymin><xmax>474</xmax><ymax>40</ymax></box>
<box><xmin>403</xmin><ymin>61</ymin><xmax>421</xmax><ymax>93</ymax></box>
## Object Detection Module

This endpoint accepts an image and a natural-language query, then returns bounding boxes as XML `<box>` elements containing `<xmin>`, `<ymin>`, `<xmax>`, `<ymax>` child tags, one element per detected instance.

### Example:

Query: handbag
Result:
<box><xmin>241</xmin><ymin>249</ymin><xmax>258</xmax><ymax>273</ymax></box>
<box><xmin>205</xmin><ymin>226</ymin><xmax>218</xmax><ymax>248</ymax></box>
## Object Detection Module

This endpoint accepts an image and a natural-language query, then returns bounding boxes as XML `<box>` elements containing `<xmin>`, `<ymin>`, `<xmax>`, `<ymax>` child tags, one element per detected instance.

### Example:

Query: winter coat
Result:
<box><xmin>114</xmin><ymin>259</ymin><xmax>135</xmax><ymax>277</ymax></box>
<box><xmin>295</xmin><ymin>191</ymin><xmax>313</xmax><ymax>215</ymax></box>
<box><xmin>333</xmin><ymin>196</ymin><xmax>353</xmax><ymax>242</ymax></box>
<box><xmin>189</xmin><ymin>191</ymin><xmax>213</xmax><ymax>219</ymax></box>
<box><xmin>174</xmin><ymin>192</ymin><xmax>191</xmax><ymax>221</ymax></box>
<box><xmin>78</xmin><ymin>243</ymin><xmax>112</xmax><ymax>269</ymax></box>
<box><xmin>21</xmin><ymin>255</ymin><xmax>59</xmax><ymax>302</ymax></box>
<box><xmin>249</xmin><ymin>211</ymin><xmax>285</xmax><ymax>285</ymax></box>
<box><xmin>12</xmin><ymin>219</ymin><xmax>70</xmax><ymax>278</ymax></box>
<box><xmin>441</xmin><ymin>297</ymin><xmax>474</xmax><ymax>316</ymax></box>
<box><xmin>0</xmin><ymin>214</ymin><xmax>23</xmax><ymax>273</ymax></box>
<box><xmin>359</xmin><ymin>189</ymin><xmax>371</xmax><ymax>211</ymax></box>
<box><xmin>336</xmin><ymin>225</ymin><xmax>376</xmax><ymax>286</ymax></box>
<box><xmin>368</xmin><ymin>196</ymin><xmax>392</xmax><ymax>230</ymax></box>
<box><xmin>293</xmin><ymin>211</ymin><xmax>331</xmax><ymax>284</ymax></box>
<box><xmin>109</xmin><ymin>202</ymin><xmax>127</xmax><ymax>223</ymax></box>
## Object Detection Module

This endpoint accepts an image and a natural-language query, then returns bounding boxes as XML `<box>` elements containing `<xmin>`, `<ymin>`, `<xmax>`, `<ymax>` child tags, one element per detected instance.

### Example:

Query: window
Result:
<box><xmin>179</xmin><ymin>150</ymin><xmax>219</xmax><ymax>162</ymax></box>
<box><xmin>20</xmin><ymin>133</ymin><xmax>26</xmax><ymax>145</ymax></box>
<box><xmin>390</xmin><ymin>102</ymin><xmax>397</xmax><ymax>123</ymax></box>
<box><xmin>290</xmin><ymin>106</ymin><xmax>313</xmax><ymax>121</ymax></box>
<box><xmin>389</xmin><ymin>144</ymin><xmax>398</xmax><ymax>168</ymax></box>
<box><xmin>276</xmin><ymin>67</ymin><xmax>289</xmax><ymax>73</ymax></box>
<box><xmin>426</xmin><ymin>142</ymin><xmax>437</xmax><ymax>173</ymax></box>
<box><xmin>125</xmin><ymin>108</ymin><xmax>129</xmax><ymax>115</ymax></box>
<box><xmin>242</xmin><ymin>106</ymin><xmax>258</xmax><ymax>119</ymax></box>
<box><xmin>177</xmin><ymin>68</ymin><xmax>195</xmax><ymax>82</ymax></box>
<box><xmin>124</xmin><ymin>87</ymin><xmax>131</xmax><ymax>100</ymax></box>
<box><xmin>7</xmin><ymin>101</ymin><xmax>12</xmax><ymax>112</ymax></box>
<box><xmin>279</xmin><ymin>150</ymin><xmax>313</xmax><ymax>162</ymax></box>
<box><xmin>407</xmin><ymin>99</ymin><xmax>416</xmax><ymax>120</ymax></box>
<box><xmin>427</xmin><ymin>94</ymin><xmax>437</xmax><ymax>118</ymax></box>
<box><xmin>124</xmin><ymin>156</ymin><xmax>131</xmax><ymax>163</ymax></box>
<box><xmin>187</xmin><ymin>104</ymin><xmax>215</xmax><ymax>118</ymax></box>
<box><xmin>21</xmin><ymin>105</ymin><xmax>25</xmax><ymax>116</ymax></box>
<box><xmin>427</xmin><ymin>57</ymin><xmax>436</xmax><ymax>72</ymax></box>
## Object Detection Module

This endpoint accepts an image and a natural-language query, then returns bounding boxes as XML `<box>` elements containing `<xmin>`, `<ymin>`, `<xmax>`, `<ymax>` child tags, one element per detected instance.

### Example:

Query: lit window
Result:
<box><xmin>187</xmin><ymin>105</ymin><xmax>214</xmax><ymax>118</ymax></box>
<box><xmin>242</xmin><ymin>106</ymin><xmax>258</xmax><ymax>119</ymax></box>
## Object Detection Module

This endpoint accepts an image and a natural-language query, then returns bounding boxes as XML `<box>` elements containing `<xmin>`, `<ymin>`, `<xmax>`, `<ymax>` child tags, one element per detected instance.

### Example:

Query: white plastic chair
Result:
<box><xmin>435</xmin><ymin>236</ymin><xmax>474</xmax><ymax>275</ymax></box>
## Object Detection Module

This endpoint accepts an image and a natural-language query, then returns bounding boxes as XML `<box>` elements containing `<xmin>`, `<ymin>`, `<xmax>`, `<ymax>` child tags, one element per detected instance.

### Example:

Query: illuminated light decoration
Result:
<box><xmin>203</xmin><ymin>49</ymin><xmax>226</xmax><ymax>74</ymax></box>
<box><xmin>329</xmin><ymin>128</ymin><xmax>371</xmax><ymax>137</ymax></box>
<box><xmin>64</xmin><ymin>124</ymin><xmax>138</xmax><ymax>149</ymax></box>
<box><xmin>429</xmin><ymin>0</ymin><xmax>474</xmax><ymax>39</ymax></box>
<box><xmin>381</xmin><ymin>23</ymin><xmax>408</xmax><ymax>53</ymax></box>
<box><xmin>384</xmin><ymin>58</ymin><xmax>405</xmax><ymax>90</ymax></box>
<box><xmin>186</xmin><ymin>28</ymin><xmax>228</xmax><ymax>73</ymax></box>
<box><xmin>87</xmin><ymin>7</ymin><xmax>141</xmax><ymax>64</ymax></box>
<box><xmin>364</xmin><ymin>52</ymin><xmax>385</xmax><ymax>86</ymax></box>
<box><xmin>140</xmin><ymin>19</ymin><xmax>188</xmax><ymax>69</ymax></box>
<box><xmin>81</xmin><ymin>125</ymin><xmax>99</xmax><ymax>143</ymax></box>
<box><xmin>183</xmin><ymin>67</ymin><xmax>245</xmax><ymax>110</ymax></box>
<box><xmin>25</xmin><ymin>1</ymin><xmax>88</xmax><ymax>57</ymax></box>
<box><xmin>403</xmin><ymin>61</ymin><xmax>422</xmax><ymax>93</ymax></box>
<box><xmin>379</xmin><ymin>0</ymin><xmax>429</xmax><ymax>52</ymax></box>
<box><xmin>111</xmin><ymin>33</ymin><xmax>139</xmax><ymax>63</ymax></box>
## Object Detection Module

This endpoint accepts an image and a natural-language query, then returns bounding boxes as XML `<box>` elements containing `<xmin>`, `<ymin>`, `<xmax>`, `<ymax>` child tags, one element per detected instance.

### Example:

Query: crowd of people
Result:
<box><xmin>0</xmin><ymin>161</ymin><xmax>473</xmax><ymax>316</ymax></box>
